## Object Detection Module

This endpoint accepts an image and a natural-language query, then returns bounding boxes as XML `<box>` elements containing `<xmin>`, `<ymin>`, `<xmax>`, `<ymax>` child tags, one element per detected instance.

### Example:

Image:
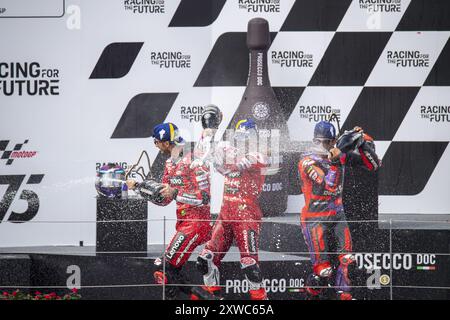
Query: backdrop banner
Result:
<box><xmin>1</xmin><ymin>0</ymin><xmax>449</xmax><ymax>247</ymax></box>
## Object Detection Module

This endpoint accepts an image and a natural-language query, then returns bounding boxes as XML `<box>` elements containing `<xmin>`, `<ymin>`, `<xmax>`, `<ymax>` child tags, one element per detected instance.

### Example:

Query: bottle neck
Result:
<box><xmin>247</xmin><ymin>50</ymin><xmax>270</xmax><ymax>88</ymax></box>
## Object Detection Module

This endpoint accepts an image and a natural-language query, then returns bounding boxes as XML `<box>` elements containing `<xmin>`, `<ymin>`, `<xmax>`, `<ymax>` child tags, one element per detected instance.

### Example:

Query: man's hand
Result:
<box><xmin>328</xmin><ymin>147</ymin><xmax>342</xmax><ymax>161</ymax></box>
<box><xmin>190</xmin><ymin>158</ymin><xmax>205</xmax><ymax>169</ymax></box>
<box><xmin>126</xmin><ymin>179</ymin><xmax>137</xmax><ymax>190</ymax></box>
<box><xmin>202</xmin><ymin>128</ymin><xmax>216</xmax><ymax>138</ymax></box>
<box><xmin>160</xmin><ymin>184</ymin><xmax>177</xmax><ymax>199</ymax></box>
<box><xmin>353</xmin><ymin>126</ymin><xmax>363</xmax><ymax>133</ymax></box>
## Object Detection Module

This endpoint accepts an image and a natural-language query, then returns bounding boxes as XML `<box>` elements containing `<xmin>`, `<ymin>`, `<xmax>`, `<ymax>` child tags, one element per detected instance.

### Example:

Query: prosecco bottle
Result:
<box><xmin>229</xmin><ymin>18</ymin><xmax>291</xmax><ymax>216</ymax></box>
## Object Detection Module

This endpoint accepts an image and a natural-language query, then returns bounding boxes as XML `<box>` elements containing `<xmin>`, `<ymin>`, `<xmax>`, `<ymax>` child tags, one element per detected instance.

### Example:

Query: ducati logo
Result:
<box><xmin>252</xmin><ymin>102</ymin><xmax>270</xmax><ymax>120</ymax></box>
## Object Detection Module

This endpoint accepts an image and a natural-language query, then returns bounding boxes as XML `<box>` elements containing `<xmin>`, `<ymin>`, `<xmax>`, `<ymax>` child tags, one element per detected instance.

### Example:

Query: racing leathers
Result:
<box><xmin>197</xmin><ymin>142</ymin><xmax>269</xmax><ymax>300</ymax></box>
<box><xmin>298</xmin><ymin>134</ymin><xmax>380</xmax><ymax>300</ymax></box>
<box><xmin>150</xmin><ymin>152</ymin><xmax>212</xmax><ymax>298</ymax></box>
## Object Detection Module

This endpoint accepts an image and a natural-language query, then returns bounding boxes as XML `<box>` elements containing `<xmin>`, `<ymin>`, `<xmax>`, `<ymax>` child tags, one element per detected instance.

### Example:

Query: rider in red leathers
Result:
<box><xmin>127</xmin><ymin>122</ymin><xmax>212</xmax><ymax>299</ymax></box>
<box><xmin>194</xmin><ymin>118</ymin><xmax>269</xmax><ymax>300</ymax></box>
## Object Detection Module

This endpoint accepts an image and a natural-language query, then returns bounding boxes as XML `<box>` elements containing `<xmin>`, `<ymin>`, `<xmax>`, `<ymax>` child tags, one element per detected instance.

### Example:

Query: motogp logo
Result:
<box><xmin>252</xmin><ymin>102</ymin><xmax>270</xmax><ymax>120</ymax></box>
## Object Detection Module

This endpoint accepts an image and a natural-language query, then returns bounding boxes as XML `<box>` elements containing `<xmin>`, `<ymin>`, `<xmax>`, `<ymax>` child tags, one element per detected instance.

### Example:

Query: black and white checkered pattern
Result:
<box><xmin>89</xmin><ymin>0</ymin><xmax>450</xmax><ymax>213</ymax></box>
<box><xmin>0</xmin><ymin>140</ymin><xmax>28</xmax><ymax>165</ymax></box>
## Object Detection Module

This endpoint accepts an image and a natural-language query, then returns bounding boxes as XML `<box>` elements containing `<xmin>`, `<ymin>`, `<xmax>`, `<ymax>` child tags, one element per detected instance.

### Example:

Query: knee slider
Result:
<box><xmin>339</xmin><ymin>254</ymin><xmax>355</xmax><ymax>267</ymax></box>
<box><xmin>240</xmin><ymin>257</ymin><xmax>262</xmax><ymax>283</ymax></box>
<box><xmin>313</xmin><ymin>262</ymin><xmax>333</xmax><ymax>278</ymax></box>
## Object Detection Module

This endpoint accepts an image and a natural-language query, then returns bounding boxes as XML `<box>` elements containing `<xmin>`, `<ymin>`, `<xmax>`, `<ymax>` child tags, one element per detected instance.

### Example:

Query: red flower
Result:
<box><xmin>2</xmin><ymin>292</ymin><xmax>8</xmax><ymax>296</ymax></box>
<box><xmin>12</xmin><ymin>291</ymin><xmax>17</xmax><ymax>297</ymax></box>
<box><xmin>71</xmin><ymin>288</ymin><xmax>78</xmax><ymax>294</ymax></box>
<box><xmin>50</xmin><ymin>292</ymin><xmax>57</xmax><ymax>297</ymax></box>
<box><xmin>35</xmin><ymin>291</ymin><xmax>42</xmax><ymax>295</ymax></box>
<box><xmin>44</xmin><ymin>295</ymin><xmax>51</xmax><ymax>299</ymax></box>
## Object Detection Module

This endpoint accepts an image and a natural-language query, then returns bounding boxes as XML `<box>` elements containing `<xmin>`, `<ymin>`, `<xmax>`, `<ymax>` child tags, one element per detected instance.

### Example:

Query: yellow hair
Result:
<box><xmin>168</xmin><ymin>123</ymin><xmax>175</xmax><ymax>141</ymax></box>
<box><xmin>235</xmin><ymin>119</ymin><xmax>247</xmax><ymax>130</ymax></box>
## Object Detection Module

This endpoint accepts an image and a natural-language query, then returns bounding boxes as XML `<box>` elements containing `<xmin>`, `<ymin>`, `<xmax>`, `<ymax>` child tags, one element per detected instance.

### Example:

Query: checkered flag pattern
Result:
<box><xmin>0</xmin><ymin>140</ymin><xmax>28</xmax><ymax>165</ymax></box>
<box><xmin>88</xmin><ymin>0</ymin><xmax>450</xmax><ymax>216</ymax></box>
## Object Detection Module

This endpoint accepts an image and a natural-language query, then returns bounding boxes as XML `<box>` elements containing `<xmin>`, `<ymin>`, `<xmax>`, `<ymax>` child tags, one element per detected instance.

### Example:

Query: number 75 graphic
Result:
<box><xmin>0</xmin><ymin>175</ymin><xmax>44</xmax><ymax>223</ymax></box>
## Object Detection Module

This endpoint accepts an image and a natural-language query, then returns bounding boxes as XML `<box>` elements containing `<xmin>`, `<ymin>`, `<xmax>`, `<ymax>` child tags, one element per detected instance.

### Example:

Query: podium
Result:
<box><xmin>96</xmin><ymin>197</ymin><xmax>148</xmax><ymax>254</ymax></box>
<box><xmin>0</xmin><ymin>254</ymin><xmax>31</xmax><ymax>294</ymax></box>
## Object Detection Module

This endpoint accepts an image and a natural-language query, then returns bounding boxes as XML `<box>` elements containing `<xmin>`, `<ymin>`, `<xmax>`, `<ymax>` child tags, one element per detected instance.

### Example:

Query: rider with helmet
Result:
<box><xmin>298</xmin><ymin>121</ymin><xmax>380</xmax><ymax>300</ymax></box>
<box><xmin>194</xmin><ymin>118</ymin><xmax>269</xmax><ymax>300</ymax></box>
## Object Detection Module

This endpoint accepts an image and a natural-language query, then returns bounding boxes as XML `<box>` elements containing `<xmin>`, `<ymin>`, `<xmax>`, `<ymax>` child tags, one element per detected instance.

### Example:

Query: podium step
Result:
<box><xmin>0</xmin><ymin>254</ymin><xmax>31</xmax><ymax>294</ymax></box>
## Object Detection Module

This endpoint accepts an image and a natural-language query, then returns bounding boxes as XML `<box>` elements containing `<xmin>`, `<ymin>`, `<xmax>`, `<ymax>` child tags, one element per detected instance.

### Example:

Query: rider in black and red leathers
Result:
<box><xmin>298</xmin><ymin>121</ymin><xmax>380</xmax><ymax>300</ymax></box>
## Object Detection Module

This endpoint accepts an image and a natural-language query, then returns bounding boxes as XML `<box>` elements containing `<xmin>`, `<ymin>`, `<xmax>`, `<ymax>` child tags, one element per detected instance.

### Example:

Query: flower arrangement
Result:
<box><xmin>0</xmin><ymin>288</ymin><xmax>81</xmax><ymax>300</ymax></box>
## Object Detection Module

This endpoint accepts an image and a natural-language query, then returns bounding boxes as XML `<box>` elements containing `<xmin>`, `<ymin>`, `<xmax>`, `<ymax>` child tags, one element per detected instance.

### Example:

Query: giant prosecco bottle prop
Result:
<box><xmin>230</xmin><ymin>17</ymin><xmax>290</xmax><ymax>216</ymax></box>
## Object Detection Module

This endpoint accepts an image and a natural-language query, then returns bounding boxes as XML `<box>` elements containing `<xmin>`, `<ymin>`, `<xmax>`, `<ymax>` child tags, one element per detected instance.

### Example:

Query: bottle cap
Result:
<box><xmin>247</xmin><ymin>18</ymin><xmax>271</xmax><ymax>50</ymax></box>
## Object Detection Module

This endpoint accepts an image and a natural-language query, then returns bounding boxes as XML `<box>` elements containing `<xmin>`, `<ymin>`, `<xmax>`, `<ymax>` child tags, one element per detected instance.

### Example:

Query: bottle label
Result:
<box><xmin>252</xmin><ymin>102</ymin><xmax>270</xmax><ymax>120</ymax></box>
<box><xmin>256</xmin><ymin>52</ymin><xmax>264</xmax><ymax>86</ymax></box>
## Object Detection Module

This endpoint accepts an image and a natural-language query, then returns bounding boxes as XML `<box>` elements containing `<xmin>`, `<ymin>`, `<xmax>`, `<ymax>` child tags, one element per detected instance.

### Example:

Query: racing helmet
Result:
<box><xmin>201</xmin><ymin>104</ymin><xmax>223</xmax><ymax>129</ymax></box>
<box><xmin>95</xmin><ymin>163</ymin><xmax>126</xmax><ymax>198</ymax></box>
<box><xmin>234</xmin><ymin>118</ymin><xmax>258</xmax><ymax>141</ymax></box>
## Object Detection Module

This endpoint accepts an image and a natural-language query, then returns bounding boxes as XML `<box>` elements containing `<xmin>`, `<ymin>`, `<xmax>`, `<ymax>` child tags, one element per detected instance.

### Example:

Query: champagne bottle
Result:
<box><xmin>229</xmin><ymin>17</ymin><xmax>291</xmax><ymax>216</ymax></box>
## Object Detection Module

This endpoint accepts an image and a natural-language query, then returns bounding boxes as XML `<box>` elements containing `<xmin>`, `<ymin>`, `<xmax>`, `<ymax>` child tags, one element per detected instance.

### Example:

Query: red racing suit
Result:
<box><xmin>206</xmin><ymin>148</ymin><xmax>267</xmax><ymax>265</ymax></box>
<box><xmin>298</xmin><ymin>135</ymin><xmax>380</xmax><ymax>298</ymax></box>
<box><xmin>202</xmin><ymin>143</ymin><xmax>269</xmax><ymax>300</ymax></box>
<box><xmin>158</xmin><ymin>152</ymin><xmax>212</xmax><ymax>269</ymax></box>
